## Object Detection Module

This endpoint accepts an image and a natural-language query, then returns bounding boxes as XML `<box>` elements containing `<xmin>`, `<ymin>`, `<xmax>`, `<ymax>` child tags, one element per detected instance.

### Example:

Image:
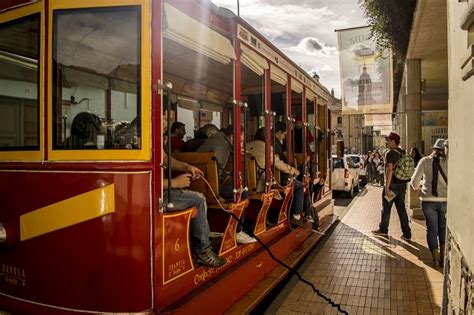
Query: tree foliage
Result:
<box><xmin>358</xmin><ymin>0</ymin><xmax>417</xmax><ymax>106</ymax></box>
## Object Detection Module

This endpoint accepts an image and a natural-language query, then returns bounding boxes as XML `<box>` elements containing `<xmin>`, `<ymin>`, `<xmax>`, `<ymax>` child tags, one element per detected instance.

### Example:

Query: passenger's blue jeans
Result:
<box><xmin>421</xmin><ymin>201</ymin><xmax>447</xmax><ymax>250</ymax></box>
<box><xmin>379</xmin><ymin>182</ymin><xmax>411</xmax><ymax>238</ymax></box>
<box><xmin>164</xmin><ymin>189</ymin><xmax>211</xmax><ymax>253</ymax></box>
<box><xmin>292</xmin><ymin>180</ymin><xmax>311</xmax><ymax>215</ymax></box>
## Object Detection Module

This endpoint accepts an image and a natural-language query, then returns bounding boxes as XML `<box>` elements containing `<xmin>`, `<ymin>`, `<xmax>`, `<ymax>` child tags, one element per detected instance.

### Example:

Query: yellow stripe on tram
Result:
<box><xmin>20</xmin><ymin>184</ymin><xmax>115</xmax><ymax>241</ymax></box>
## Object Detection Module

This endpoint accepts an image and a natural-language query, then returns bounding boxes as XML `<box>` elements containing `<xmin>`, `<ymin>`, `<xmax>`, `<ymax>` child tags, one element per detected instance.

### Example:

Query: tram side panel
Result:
<box><xmin>0</xmin><ymin>171</ymin><xmax>152</xmax><ymax>313</ymax></box>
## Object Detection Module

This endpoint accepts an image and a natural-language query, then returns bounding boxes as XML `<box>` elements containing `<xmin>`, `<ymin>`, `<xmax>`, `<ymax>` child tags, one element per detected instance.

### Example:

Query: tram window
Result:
<box><xmin>52</xmin><ymin>6</ymin><xmax>141</xmax><ymax>150</ymax></box>
<box><xmin>0</xmin><ymin>14</ymin><xmax>40</xmax><ymax>150</ymax></box>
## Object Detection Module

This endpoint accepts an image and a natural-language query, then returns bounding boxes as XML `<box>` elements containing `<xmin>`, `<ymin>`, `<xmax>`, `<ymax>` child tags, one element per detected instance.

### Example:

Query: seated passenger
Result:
<box><xmin>170</xmin><ymin>122</ymin><xmax>186</xmax><ymax>152</ymax></box>
<box><xmin>64</xmin><ymin>112</ymin><xmax>102</xmax><ymax>149</ymax></box>
<box><xmin>247</xmin><ymin>127</ymin><xmax>320</xmax><ymax>232</ymax></box>
<box><xmin>197</xmin><ymin>125</ymin><xmax>256</xmax><ymax>244</ymax></box>
<box><xmin>247</xmin><ymin>127</ymin><xmax>299</xmax><ymax>193</ymax></box>
<box><xmin>162</xmin><ymin>109</ymin><xmax>226</xmax><ymax>267</ymax></box>
<box><xmin>293</xmin><ymin>115</ymin><xmax>315</xmax><ymax>154</ymax></box>
<box><xmin>182</xmin><ymin>124</ymin><xmax>219</xmax><ymax>152</ymax></box>
<box><xmin>313</xmin><ymin>175</ymin><xmax>326</xmax><ymax>202</ymax></box>
<box><xmin>197</xmin><ymin>125</ymin><xmax>235</xmax><ymax>197</ymax></box>
<box><xmin>275</xmin><ymin>122</ymin><xmax>290</xmax><ymax>185</ymax></box>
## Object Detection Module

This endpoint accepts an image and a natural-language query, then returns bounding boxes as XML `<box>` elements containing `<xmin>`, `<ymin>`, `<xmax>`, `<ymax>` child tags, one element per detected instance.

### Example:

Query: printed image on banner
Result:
<box><xmin>336</xmin><ymin>26</ymin><xmax>393</xmax><ymax>114</ymax></box>
<box><xmin>364</xmin><ymin>114</ymin><xmax>392</xmax><ymax>127</ymax></box>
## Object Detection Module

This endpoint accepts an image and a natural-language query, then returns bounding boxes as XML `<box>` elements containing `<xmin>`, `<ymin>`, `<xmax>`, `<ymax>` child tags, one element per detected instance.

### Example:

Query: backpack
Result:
<box><xmin>393</xmin><ymin>149</ymin><xmax>415</xmax><ymax>181</ymax></box>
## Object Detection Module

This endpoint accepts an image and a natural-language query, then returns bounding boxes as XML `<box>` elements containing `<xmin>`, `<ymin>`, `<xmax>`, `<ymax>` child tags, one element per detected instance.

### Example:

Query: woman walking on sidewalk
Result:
<box><xmin>410</xmin><ymin>138</ymin><xmax>448</xmax><ymax>268</ymax></box>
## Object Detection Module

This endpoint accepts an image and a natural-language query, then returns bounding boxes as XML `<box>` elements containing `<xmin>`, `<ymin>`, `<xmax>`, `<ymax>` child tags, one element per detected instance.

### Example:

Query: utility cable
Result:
<box><xmin>197</xmin><ymin>176</ymin><xmax>348</xmax><ymax>314</ymax></box>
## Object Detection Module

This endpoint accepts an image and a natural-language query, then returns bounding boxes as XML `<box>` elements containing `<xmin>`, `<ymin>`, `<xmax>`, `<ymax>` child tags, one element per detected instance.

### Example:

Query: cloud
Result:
<box><xmin>210</xmin><ymin>0</ymin><xmax>368</xmax><ymax>98</ymax></box>
<box><xmin>285</xmin><ymin>37</ymin><xmax>337</xmax><ymax>56</ymax></box>
<box><xmin>311</xmin><ymin>65</ymin><xmax>333</xmax><ymax>73</ymax></box>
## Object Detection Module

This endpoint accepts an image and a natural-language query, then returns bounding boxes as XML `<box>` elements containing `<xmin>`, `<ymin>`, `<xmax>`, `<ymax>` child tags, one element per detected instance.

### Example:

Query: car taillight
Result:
<box><xmin>344</xmin><ymin>169</ymin><xmax>349</xmax><ymax>178</ymax></box>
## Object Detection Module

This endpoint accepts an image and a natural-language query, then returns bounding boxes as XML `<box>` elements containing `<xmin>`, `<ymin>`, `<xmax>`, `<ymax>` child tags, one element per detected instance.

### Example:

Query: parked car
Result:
<box><xmin>347</xmin><ymin>154</ymin><xmax>367</xmax><ymax>186</ymax></box>
<box><xmin>332</xmin><ymin>156</ymin><xmax>360</xmax><ymax>197</ymax></box>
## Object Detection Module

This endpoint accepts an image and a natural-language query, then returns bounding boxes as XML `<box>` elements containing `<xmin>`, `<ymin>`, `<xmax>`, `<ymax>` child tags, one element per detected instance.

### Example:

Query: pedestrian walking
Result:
<box><xmin>410</xmin><ymin>139</ymin><xmax>448</xmax><ymax>268</ymax></box>
<box><xmin>372</xmin><ymin>131</ymin><xmax>413</xmax><ymax>240</ymax></box>
<box><xmin>366</xmin><ymin>151</ymin><xmax>375</xmax><ymax>184</ymax></box>
<box><xmin>410</xmin><ymin>146</ymin><xmax>422</xmax><ymax>167</ymax></box>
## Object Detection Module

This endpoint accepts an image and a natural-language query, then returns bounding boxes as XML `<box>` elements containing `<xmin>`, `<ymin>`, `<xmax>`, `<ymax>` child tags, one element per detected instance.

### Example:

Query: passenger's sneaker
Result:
<box><xmin>371</xmin><ymin>229</ymin><xmax>388</xmax><ymax>236</ymax></box>
<box><xmin>312</xmin><ymin>224</ymin><xmax>323</xmax><ymax>234</ymax></box>
<box><xmin>290</xmin><ymin>215</ymin><xmax>306</xmax><ymax>228</ymax></box>
<box><xmin>400</xmin><ymin>235</ymin><xmax>411</xmax><ymax>241</ymax></box>
<box><xmin>193</xmin><ymin>247</ymin><xmax>226</xmax><ymax>267</ymax></box>
<box><xmin>236</xmin><ymin>231</ymin><xmax>257</xmax><ymax>244</ymax></box>
<box><xmin>305</xmin><ymin>215</ymin><xmax>315</xmax><ymax>223</ymax></box>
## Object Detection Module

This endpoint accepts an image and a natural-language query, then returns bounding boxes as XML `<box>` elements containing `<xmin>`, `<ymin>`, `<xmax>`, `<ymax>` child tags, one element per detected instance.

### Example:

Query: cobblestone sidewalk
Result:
<box><xmin>271</xmin><ymin>185</ymin><xmax>444</xmax><ymax>315</ymax></box>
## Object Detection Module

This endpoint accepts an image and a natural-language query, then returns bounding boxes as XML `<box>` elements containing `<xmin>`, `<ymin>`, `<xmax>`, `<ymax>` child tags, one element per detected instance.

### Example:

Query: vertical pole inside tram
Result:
<box><xmin>166</xmin><ymin>90</ymin><xmax>173</xmax><ymax>209</ymax></box>
<box><xmin>272</xmin><ymin>112</ymin><xmax>276</xmax><ymax>179</ymax></box>
<box><xmin>243</xmin><ymin>103</ymin><xmax>248</xmax><ymax>190</ymax></box>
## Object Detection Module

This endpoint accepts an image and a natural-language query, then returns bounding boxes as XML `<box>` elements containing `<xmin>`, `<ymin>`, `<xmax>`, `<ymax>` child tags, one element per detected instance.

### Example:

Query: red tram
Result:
<box><xmin>0</xmin><ymin>0</ymin><xmax>336</xmax><ymax>313</ymax></box>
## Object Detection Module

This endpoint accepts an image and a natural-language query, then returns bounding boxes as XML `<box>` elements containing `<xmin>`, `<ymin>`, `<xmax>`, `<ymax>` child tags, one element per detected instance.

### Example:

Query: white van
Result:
<box><xmin>332</xmin><ymin>156</ymin><xmax>360</xmax><ymax>197</ymax></box>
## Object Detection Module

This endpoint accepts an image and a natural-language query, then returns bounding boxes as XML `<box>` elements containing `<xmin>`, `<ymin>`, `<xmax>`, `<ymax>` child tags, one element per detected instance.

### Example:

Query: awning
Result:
<box><xmin>163</xmin><ymin>2</ymin><xmax>236</xmax><ymax>64</ymax></box>
<box><xmin>306</xmin><ymin>89</ymin><xmax>317</xmax><ymax>101</ymax></box>
<box><xmin>270</xmin><ymin>65</ymin><xmax>287</xmax><ymax>86</ymax></box>
<box><xmin>241</xmin><ymin>44</ymin><xmax>268</xmax><ymax>76</ymax></box>
<box><xmin>291</xmin><ymin>78</ymin><xmax>303</xmax><ymax>94</ymax></box>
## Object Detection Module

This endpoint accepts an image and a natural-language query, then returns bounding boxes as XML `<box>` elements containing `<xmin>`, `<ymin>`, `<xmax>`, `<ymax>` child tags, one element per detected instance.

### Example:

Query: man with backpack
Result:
<box><xmin>372</xmin><ymin>131</ymin><xmax>413</xmax><ymax>240</ymax></box>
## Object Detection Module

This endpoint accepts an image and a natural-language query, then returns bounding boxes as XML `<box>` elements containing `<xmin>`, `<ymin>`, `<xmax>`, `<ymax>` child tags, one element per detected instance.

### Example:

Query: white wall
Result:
<box><xmin>447</xmin><ymin>0</ymin><xmax>474</xmax><ymax>268</ymax></box>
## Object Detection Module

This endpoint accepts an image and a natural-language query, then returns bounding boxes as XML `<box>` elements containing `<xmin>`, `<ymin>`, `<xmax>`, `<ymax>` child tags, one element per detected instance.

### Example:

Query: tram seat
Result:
<box><xmin>172</xmin><ymin>152</ymin><xmax>219</xmax><ymax>205</ymax></box>
<box><xmin>246</xmin><ymin>154</ymin><xmax>258</xmax><ymax>197</ymax></box>
<box><xmin>274</xmin><ymin>168</ymin><xmax>281</xmax><ymax>184</ymax></box>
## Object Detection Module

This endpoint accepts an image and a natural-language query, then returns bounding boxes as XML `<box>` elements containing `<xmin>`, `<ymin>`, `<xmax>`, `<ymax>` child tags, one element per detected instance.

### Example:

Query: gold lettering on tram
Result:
<box><xmin>168</xmin><ymin>259</ymin><xmax>186</xmax><ymax>278</ymax></box>
<box><xmin>0</xmin><ymin>264</ymin><xmax>26</xmax><ymax>287</ymax></box>
<box><xmin>193</xmin><ymin>244</ymin><xmax>255</xmax><ymax>285</ymax></box>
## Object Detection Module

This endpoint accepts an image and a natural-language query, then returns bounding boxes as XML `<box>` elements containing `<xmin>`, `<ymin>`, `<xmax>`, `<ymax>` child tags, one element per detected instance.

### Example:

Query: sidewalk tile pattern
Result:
<box><xmin>274</xmin><ymin>186</ymin><xmax>444</xmax><ymax>314</ymax></box>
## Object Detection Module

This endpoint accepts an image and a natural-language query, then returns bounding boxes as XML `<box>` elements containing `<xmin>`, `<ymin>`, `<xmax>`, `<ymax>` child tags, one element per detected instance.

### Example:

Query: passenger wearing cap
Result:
<box><xmin>410</xmin><ymin>138</ymin><xmax>448</xmax><ymax>268</ymax></box>
<box><xmin>372</xmin><ymin>131</ymin><xmax>412</xmax><ymax>240</ymax></box>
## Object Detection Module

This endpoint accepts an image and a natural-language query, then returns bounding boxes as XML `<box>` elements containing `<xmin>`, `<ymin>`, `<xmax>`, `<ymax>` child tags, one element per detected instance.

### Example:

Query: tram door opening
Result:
<box><xmin>241</xmin><ymin>57</ymin><xmax>265</xmax><ymax>192</ymax></box>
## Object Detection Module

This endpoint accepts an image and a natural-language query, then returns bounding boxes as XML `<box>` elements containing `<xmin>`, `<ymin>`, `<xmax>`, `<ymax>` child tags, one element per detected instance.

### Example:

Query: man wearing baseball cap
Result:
<box><xmin>372</xmin><ymin>131</ymin><xmax>412</xmax><ymax>240</ymax></box>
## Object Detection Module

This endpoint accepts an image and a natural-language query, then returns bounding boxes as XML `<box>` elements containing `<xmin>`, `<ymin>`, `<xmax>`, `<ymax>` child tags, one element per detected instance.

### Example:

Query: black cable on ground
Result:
<box><xmin>226</xmin><ymin>209</ymin><xmax>348</xmax><ymax>315</ymax></box>
<box><xmin>199</xmin><ymin>176</ymin><xmax>348</xmax><ymax>314</ymax></box>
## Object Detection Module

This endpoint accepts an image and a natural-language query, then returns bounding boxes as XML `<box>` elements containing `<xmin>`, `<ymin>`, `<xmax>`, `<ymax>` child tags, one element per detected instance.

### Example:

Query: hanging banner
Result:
<box><xmin>336</xmin><ymin>26</ymin><xmax>393</xmax><ymax>114</ymax></box>
<box><xmin>364</xmin><ymin>114</ymin><xmax>392</xmax><ymax>127</ymax></box>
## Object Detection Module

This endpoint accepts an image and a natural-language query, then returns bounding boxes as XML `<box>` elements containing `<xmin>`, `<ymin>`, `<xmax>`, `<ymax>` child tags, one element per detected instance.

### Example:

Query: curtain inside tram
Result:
<box><xmin>163</xmin><ymin>2</ymin><xmax>236</xmax><ymax>65</ymax></box>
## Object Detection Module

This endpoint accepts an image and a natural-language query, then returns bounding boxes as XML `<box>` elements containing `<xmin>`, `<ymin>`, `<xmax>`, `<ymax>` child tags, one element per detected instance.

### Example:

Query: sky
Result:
<box><xmin>210</xmin><ymin>0</ymin><xmax>368</xmax><ymax>98</ymax></box>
